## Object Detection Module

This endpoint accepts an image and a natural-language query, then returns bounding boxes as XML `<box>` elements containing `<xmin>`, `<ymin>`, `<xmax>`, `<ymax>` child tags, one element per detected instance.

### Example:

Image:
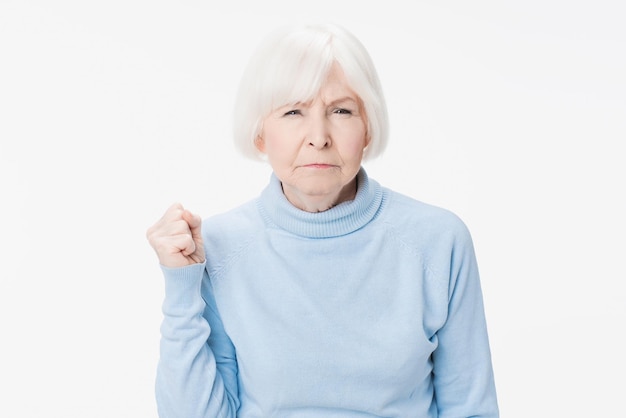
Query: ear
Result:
<box><xmin>361</xmin><ymin>114</ymin><xmax>371</xmax><ymax>149</ymax></box>
<box><xmin>363</xmin><ymin>131</ymin><xmax>371</xmax><ymax>149</ymax></box>
<box><xmin>254</xmin><ymin>136</ymin><xmax>266</xmax><ymax>153</ymax></box>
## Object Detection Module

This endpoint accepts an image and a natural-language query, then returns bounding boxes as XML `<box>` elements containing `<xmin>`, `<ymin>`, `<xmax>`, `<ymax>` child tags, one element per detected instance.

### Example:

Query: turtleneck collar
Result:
<box><xmin>256</xmin><ymin>168</ymin><xmax>384</xmax><ymax>238</ymax></box>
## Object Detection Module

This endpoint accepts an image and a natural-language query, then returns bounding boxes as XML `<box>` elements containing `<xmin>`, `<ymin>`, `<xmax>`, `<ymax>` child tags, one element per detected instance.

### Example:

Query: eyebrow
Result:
<box><xmin>280</xmin><ymin>96</ymin><xmax>359</xmax><ymax>110</ymax></box>
<box><xmin>325</xmin><ymin>96</ymin><xmax>359</xmax><ymax>106</ymax></box>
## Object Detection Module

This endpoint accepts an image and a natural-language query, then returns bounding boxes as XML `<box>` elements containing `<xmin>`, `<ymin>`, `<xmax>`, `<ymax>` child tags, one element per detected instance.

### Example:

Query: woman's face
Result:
<box><xmin>256</xmin><ymin>64</ymin><xmax>369</xmax><ymax>212</ymax></box>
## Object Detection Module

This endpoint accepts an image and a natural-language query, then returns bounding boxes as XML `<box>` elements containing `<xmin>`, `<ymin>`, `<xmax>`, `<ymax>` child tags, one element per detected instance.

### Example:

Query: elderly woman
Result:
<box><xmin>147</xmin><ymin>23</ymin><xmax>499</xmax><ymax>418</ymax></box>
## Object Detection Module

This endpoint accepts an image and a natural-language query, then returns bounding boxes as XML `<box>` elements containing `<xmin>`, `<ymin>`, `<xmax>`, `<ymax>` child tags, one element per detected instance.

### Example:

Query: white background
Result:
<box><xmin>1</xmin><ymin>1</ymin><xmax>625</xmax><ymax>417</ymax></box>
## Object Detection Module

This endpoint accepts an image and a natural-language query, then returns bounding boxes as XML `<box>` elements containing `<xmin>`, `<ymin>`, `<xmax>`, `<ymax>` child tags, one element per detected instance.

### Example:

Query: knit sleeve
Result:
<box><xmin>155</xmin><ymin>263</ymin><xmax>239</xmax><ymax>418</ymax></box>
<box><xmin>431</xmin><ymin>223</ymin><xmax>499</xmax><ymax>417</ymax></box>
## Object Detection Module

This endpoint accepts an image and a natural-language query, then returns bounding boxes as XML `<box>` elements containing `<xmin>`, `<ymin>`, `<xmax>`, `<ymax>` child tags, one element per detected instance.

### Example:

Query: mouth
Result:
<box><xmin>301</xmin><ymin>163</ymin><xmax>337</xmax><ymax>169</ymax></box>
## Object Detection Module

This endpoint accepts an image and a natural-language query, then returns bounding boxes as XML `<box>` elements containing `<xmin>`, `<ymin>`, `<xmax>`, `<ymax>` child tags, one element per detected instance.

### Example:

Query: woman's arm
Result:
<box><xmin>156</xmin><ymin>263</ymin><xmax>239</xmax><ymax>418</ymax></box>
<box><xmin>431</xmin><ymin>226</ymin><xmax>499</xmax><ymax>418</ymax></box>
<box><xmin>147</xmin><ymin>204</ymin><xmax>239</xmax><ymax>416</ymax></box>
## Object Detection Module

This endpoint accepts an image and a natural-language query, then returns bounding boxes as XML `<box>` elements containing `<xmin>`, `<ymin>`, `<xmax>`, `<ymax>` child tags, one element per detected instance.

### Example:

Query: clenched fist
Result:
<box><xmin>146</xmin><ymin>203</ymin><xmax>205</xmax><ymax>267</ymax></box>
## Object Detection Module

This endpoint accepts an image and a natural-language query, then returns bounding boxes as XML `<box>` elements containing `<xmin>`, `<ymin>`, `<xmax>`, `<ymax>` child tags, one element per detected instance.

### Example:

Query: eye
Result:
<box><xmin>332</xmin><ymin>108</ymin><xmax>353</xmax><ymax>115</ymax></box>
<box><xmin>283</xmin><ymin>109</ymin><xmax>302</xmax><ymax>116</ymax></box>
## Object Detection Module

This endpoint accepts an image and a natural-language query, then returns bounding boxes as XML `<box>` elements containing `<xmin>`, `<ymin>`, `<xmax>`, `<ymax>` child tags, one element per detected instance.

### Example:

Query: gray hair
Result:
<box><xmin>232</xmin><ymin>23</ymin><xmax>389</xmax><ymax>161</ymax></box>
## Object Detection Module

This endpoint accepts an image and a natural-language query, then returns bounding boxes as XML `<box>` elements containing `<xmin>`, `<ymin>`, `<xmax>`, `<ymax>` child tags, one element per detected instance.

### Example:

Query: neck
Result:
<box><xmin>282</xmin><ymin>177</ymin><xmax>358</xmax><ymax>213</ymax></box>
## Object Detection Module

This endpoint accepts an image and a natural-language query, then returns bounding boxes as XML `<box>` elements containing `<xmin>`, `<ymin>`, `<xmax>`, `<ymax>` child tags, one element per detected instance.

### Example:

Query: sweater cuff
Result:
<box><xmin>160</xmin><ymin>262</ymin><xmax>206</xmax><ymax>308</ymax></box>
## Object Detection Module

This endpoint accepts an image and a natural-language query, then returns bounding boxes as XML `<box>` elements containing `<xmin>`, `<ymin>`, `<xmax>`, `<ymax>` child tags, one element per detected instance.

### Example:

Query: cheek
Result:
<box><xmin>340</xmin><ymin>127</ymin><xmax>368</xmax><ymax>159</ymax></box>
<box><xmin>263</xmin><ymin>135</ymin><xmax>301</xmax><ymax>164</ymax></box>
<box><xmin>260</xmin><ymin>124</ymin><xmax>292</xmax><ymax>156</ymax></box>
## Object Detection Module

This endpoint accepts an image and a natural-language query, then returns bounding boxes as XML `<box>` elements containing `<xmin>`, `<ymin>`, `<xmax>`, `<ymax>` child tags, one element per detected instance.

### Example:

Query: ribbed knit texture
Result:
<box><xmin>257</xmin><ymin>169</ymin><xmax>383</xmax><ymax>238</ymax></box>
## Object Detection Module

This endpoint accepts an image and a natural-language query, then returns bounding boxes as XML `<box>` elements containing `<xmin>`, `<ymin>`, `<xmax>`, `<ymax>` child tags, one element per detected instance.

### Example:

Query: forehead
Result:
<box><xmin>268</xmin><ymin>59</ymin><xmax>362</xmax><ymax>111</ymax></box>
<box><xmin>320</xmin><ymin>65</ymin><xmax>356</xmax><ymax>96</ymax></box>
<box><xmin>298</xmin><ymin>64</ymin><xmax>361</xmax><ymax>106</ymax></box>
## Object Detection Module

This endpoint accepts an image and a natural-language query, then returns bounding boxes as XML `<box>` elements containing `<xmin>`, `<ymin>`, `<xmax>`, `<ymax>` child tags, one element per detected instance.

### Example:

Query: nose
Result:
<box><xmin>306</xmin><ymin>114</ymin><xmax>331</xmax><ymax>149</ymax></box>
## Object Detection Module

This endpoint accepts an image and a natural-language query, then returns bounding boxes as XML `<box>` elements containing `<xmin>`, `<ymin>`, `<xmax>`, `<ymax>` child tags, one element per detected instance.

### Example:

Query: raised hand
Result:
<box><xmin>146</xmin><ymin>203</ymin><xmax>205</xmax><ymax>267</ymax></box>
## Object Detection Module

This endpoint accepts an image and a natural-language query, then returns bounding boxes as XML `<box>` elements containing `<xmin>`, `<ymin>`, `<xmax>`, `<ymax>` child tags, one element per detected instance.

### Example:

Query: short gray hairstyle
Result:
<box><xmin>232</xmin><ymin>23</ymin><xmax>389</xmax><ymax>161</ymax></box>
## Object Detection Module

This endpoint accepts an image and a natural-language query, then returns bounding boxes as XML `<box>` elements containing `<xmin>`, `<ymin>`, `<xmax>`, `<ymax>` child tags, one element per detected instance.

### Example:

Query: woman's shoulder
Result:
<box><xmin>384</xmin><ymin>187</ymin><xmax>464</xmax><ymax>223</ymax></box>
<box><xmin>200</xmin><ymin>199</ymin><xmax>263</xmax><ymax>261</ymax></box>
<box><xmin>381</xmin><ymin>187</ymin><xmax>473</xmax><ymax>244</ymax></box>
<box><xmin>202</xmin><ymin>198</ymin><xmax>261</xmax><ymax>238</ymax></box>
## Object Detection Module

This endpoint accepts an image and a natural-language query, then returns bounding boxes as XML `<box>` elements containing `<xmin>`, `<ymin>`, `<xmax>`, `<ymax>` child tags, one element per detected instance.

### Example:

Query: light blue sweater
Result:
<box><xmin>156</xmin><ymin>168</ymin><xmax>499</xmax><ymax>417</ymax></box>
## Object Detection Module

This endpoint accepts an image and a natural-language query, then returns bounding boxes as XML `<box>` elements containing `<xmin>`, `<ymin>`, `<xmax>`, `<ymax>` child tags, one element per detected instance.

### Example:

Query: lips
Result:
<box><xmin>300</xmin><ymin>163</ymin><xmax>337</xmax><ymax>169</ymax></box>
<box><xmin>306</xmin><ymin>164</ymin><xmax>332</xmax><ymax>168</ymax></box>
